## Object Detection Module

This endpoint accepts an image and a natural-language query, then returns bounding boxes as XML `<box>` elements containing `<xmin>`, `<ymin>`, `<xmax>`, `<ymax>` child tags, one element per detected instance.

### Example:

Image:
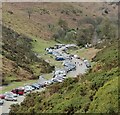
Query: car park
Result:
<box><xmin>5</xmin><ymin>95</ymin><xmax>17</xmax><ymax>101</ymax></box>
<box><xmin>0</xmin><ymin>99</ymin><xmax>4</xmax><ymax>105</ymax></box>
<box><xmin>0</xmin><ymin>43</ymin><xmax>90</xmax><ymax>113</ymax></box>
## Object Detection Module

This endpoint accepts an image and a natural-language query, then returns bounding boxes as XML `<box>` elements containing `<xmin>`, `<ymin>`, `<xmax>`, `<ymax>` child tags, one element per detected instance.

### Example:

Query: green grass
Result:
<box><xmin>68</xmin><ymin>47</ymin><xmax>99</xmax><ymax>61</ymax></box>
<box><xmin>32</xmin><ymin>37</ymin><xmax>56</xmax><ymax>54</ymax></box>
<box><xmin>43</xmin><ymin>73</ymin><xmax>53</xmax><ymax>80</ymax></box>
<box><xmin>9</xmin><ymin>40</ymin><xmax>119</xmax><ymax>114</ymax></box>
<box><xmin>1</xmin><ymin>80</ymin><xmax>37</xmax><ymax>94</ymax></box>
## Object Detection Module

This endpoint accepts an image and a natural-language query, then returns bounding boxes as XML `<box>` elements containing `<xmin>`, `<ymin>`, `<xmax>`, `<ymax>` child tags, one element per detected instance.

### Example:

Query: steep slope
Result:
<box><xmin>9</xmin><ymin>40</ymin><xmax>118</xmax><ymax>114</ymax></box>
<box><xmin>2</xmin><ymin>2</ymin><xmax>118</xmax><ymax>41</ymax></box>
<box><xmin>88</xmin><ymin>77</ymin><xmax>118</xmax><ymax>113</ymax></box>
<box><xmin>2</xmin><ymin>26</ymin><xmax>54</xmax><ymax>85</ymax></box>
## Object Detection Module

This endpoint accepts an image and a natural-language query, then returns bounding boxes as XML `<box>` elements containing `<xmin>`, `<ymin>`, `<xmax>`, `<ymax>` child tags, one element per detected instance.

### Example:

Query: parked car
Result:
<box><xmin>31</xmin><ymin>83</ymin><xmax>40</xmax><ymax>89</ymax></box>
<box><xmin>54</xmin><ymin>69</ymin><xmax>66</xmax><ymax>77</ymax></box>
<box><xmin>64</xmin><ymin>63</ymin><xmax>76</xmax><ymax>71</ymax></box>
<box><xmin>4</xmin><ymin>92</ymin><xmax>18</xmax><ymax>97</ymax></box>
<box><xmin>63</xmin><ymin>61</ymin><xmax>71</xmax><ymax>66</ymax></box>
<box><xmin>11</xmin><ymin>88</ymin><xmax>24</xmax><ymax>95</ymax></box>
<box><xmin>47</xmin><ymin>49</ymin><xmax>53</xmax><ymax>54</ymax></box>
<box><xmin>85</xmin><ymin>62</ymin><xmax>91</xmax><ymax>68</ymax></box>
<box><xmin>57</xmin><ymin>79</ymin><xmax>63</xmax><ymax>83</ymax></box>
<box><xmin>0</xmin><ymin>94</ymin><xmax>6</xmax><ymax>99</ymax></box>
<box><xmin>44</xmin><ymin>80</ymin><xmax>53</xmax><ymax>86</ymax></box>
<box><xmin>84</xmin><ymin>59</ymin><xmax>91</xmax><ymax>68</ymax></box>
<box><xmin>55</xmin><ymin>56</ymin><xmax>65</xmax><ymax>61</ymax></box>
<box><xmin>52</xmin><ymin>51</ymin><xmax>61</xmax><ymax>57</ymax></box>
<box><xmin>52</xmin><ymin>77</ymin><xmax>63</xmax><ymax>83</ymax></box>
<box><xmin>24</xmin><ymin>85</ymin><xmax>33</xmax><ymax>93</ymax></box>
<box><xmin>64</xmin><ymin>66</ymin><xmax>71</xmax><ymax>73</ymax></box>
<box><xmin>38</xmin><ymin>82</ymin><xmax>46</xmax><ymax>88</ymax></box>
<box><xmin>5</xmin><ymin>95</ymin><xmax>17</xmax><ymax>101</ymax></box>
<box><xmin>74</xmin><ymin>55</ymin><xmax>80</xmax><ymax>59</ymax></box>
<box><xmin>51</xmin><ymin>78</ymin><xmax>59</xmax><ymax>83</ymax></box>
<box><xmin>55</xmin><ymin>75</ymin><xmax>65</xmax><ymax>80</ymax></box>
<box><xmin>0</xmin><ymin>99</ymin><xmax>4</xmax><ymax>105</ymax></box>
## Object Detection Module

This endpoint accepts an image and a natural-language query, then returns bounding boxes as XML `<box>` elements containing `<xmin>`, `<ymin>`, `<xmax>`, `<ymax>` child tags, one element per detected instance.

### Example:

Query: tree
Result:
<box><xmin>96</xmin><ymin>18</ymin><xmax>117</xmax><ymax>41</ymax></box>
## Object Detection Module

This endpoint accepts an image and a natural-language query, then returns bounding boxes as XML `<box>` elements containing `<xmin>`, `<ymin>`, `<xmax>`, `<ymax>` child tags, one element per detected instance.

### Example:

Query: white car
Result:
<box><xmin>54</xmin><ymin>70</ymin><xmax>66</xmax><ymax>76</ymax></box>
<box><xmin>57</xmin><ymin>79</ymin><xmax>63</xmax><ymax>83</ymax></box>
<box><xmin>5</xmin><ymin>95</ymin><xmax>17</xmax><ymax>101</ymax></box>
<box><xmin>0</xmin><ymin>99</ymin><xmax>4</xmax><ymax>105</ymax></box>
<box><xmin>24</xmin><ymin>85</ymin><xmax>33</xmax><ymax>93</ymax></box>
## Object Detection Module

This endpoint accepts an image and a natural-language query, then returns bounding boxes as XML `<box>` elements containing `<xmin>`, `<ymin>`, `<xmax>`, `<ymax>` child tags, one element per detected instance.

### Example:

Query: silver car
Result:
<box><xmin>5</xmin><ymin>95</ymin><xmax>17</xmax><ymax>101</ymax></box>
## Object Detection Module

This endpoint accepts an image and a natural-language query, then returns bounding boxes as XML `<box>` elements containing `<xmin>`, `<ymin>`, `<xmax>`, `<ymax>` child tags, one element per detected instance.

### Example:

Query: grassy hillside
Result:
<box><xmin>2</xmin><ymin>2</ymin><xmax>118</xmax><ymax>113</ymax></box>
<box><xmin>10</xmin><ymin>40</ymin><xmax>119</xmax><ymax>114</ymax></box>
<box><xmin>2</xmin><ymin>26</ymin><xmax>54</xmax><ymax>85</ymax></box>
<box><xmin>88</xmin><ymin>77</ymin><xmax>118</xmax><ymax>113</ymax></box>
<box><xmin>2</xmin><ymin>2</ymin><xmax>118</xmax><ymax>43</ymax></box>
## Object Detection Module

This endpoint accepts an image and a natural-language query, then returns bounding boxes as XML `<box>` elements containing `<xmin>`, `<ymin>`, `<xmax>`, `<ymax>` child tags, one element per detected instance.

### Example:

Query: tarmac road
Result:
<box><xmin>55</xmin><ymin>45</ymin><xmax>88</xmax><ymax>77</ymax></box>
<box><xmin>0</xmin><ymin>95</ymin><xmax>25</xmax><ymax>114</ymax></box>
<box><xmin>0</xmin><ymin>44</ymin><xmax>88</xmax><ymax>114</ymax></box>
<box><xmin>0</xmin><ymin>88</ymin><xmax>45</xmax><ymax>114</ymax></box>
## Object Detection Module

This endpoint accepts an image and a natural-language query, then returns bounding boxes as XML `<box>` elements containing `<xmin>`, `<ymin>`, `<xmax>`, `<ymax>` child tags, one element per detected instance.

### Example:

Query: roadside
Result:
<box><xmin>0</xmin><ymin>88</ymin><xmax>45</xmax><ymax>114</ymax></box>
<box><xmin>0</xmin><ymin>43</ymin><xmax>96</xmax><ymax>114</ymax></box>
<box><xmin>68</xmin><ymin>47</ymin><xmax>100</xmax><ymax>61</ymax></box>
<box><xmin>1</xmin><ymin>80</ymin><xmax>37</xmax><ymax>94</ymax></box>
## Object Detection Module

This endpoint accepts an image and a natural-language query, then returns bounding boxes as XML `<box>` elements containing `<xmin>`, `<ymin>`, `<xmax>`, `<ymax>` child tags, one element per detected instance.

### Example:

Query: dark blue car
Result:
<box><xmin>55</xmin><ymin>57</ymin><xmax>65</xmax><ymax>61</ymax></box>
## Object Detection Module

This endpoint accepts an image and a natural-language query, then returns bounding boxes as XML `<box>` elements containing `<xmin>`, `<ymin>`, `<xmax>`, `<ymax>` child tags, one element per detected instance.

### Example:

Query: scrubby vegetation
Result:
<box><xmin>2</xmin><ymin>2</ymin><xmax>118</xmax><ymax>113</ymax></box>
<box><xmin>10</xmin><ymin>40</ymin><xmax>118</xmax><ymax>114</ymax></box>
<box><xmin>53</xmin><ymin>16</ymin><xmax>117</xmax><ymax>48</ymax></box>
<box><xmin>2</xmin><ymin>26</ymin><xmax>54</xmax><ymax>85</ymax></box>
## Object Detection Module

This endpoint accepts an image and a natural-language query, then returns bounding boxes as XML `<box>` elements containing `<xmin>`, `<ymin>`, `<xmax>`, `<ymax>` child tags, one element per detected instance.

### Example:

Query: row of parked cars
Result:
<box><xmin>0</xmin><ymin>44</ymin><xmax>74</xmax><ymax>106</ymax></box>
<box><xmin>44</xmin><ymin>44</ymin><xmax>77</xmax><ymax>83</ymax></box>
<box><xmin>0</xmin><ymin>82</ymin><xmax>46</xmax><ymax>105</ymax></box>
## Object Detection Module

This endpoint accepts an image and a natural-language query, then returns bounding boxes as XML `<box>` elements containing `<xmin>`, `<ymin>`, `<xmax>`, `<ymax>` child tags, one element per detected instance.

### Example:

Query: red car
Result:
<box><xmin>11</xmin><ymin>88</ymin><xmax>24</xmax><ymax>95</ymax></box>
<box><xmin>0</xmin><ymin>94</ymin><xmax>6</xmax><ymax>99</ymax></box>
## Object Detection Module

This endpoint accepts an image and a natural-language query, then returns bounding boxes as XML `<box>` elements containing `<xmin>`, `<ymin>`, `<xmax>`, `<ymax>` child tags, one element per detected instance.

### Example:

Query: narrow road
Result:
<box><xmin>0</xmin><ymin>88</ymin><xmax>45</xmax><ymax>114</ymax></box>
<box><xmin>67</xmin><ymin>58</ymin><xmax>87</xmax><ymax>77</ymax></box>
<box><xmin>0</xmin><ymin>44</ymin><xmax>88</xmax><ymax>114</ymax></box>
<box><xmin>0</xmin><ymin>95</ymin><xmax>25</xmax><ymax>114</ymax></box>
<box><xmin>55</xmin><ymin>45</ymin><xmax>88</xmax><ymax>77</ymax></box>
